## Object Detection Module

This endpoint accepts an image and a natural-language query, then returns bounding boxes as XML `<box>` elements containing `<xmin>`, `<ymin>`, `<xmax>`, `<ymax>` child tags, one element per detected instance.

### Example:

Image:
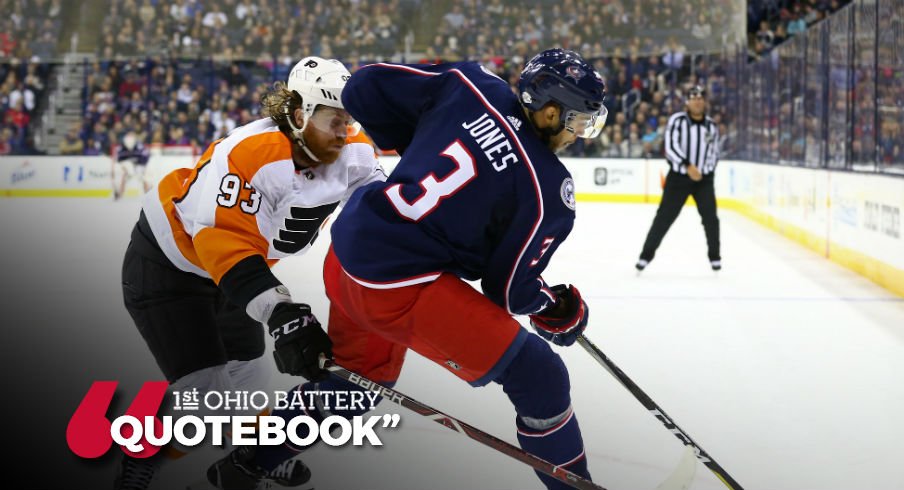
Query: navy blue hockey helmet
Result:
<box><xmin>518</xmin><ymin>48</ymin><xmax>608</xmax><ymax>138</ymax></box>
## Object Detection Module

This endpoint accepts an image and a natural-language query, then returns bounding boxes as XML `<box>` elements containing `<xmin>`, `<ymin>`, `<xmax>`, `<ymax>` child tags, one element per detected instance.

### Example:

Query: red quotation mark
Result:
<box><xmin>66</xmin><ymin>381</ymin><xmax>169</xmax><ymax>458</ymax></box>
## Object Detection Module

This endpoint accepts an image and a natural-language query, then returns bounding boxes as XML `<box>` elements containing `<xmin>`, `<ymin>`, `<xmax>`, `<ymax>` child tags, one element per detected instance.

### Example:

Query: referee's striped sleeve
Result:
<box><xmin>699</xmin><ymin>119</ymin><xmax>719</xmax><ymax>174</ymax></box>
<box><xmin>664</xmin><ymin>112</ymin><xmax>687</xmax><ymax>172</ymax></box>
<box><xmin>708</xmin><ymin>121</ymin><xmax>720</xmax><ymax>172</ymax></box>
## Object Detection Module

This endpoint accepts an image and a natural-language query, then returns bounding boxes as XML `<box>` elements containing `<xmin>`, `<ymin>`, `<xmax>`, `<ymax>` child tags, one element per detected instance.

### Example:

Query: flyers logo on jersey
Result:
<box><xmin>273</xmin><ymin>202</ymin><xmax>340</xmax><ymax>254</ymax></box>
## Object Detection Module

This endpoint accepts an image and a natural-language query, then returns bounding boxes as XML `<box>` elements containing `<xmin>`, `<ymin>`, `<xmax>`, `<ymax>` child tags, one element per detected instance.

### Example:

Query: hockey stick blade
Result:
<box><xmin>655</xmin><ymin>446</ymin><xmax>697</xmax><ymax>490</ymax></box>
<box><xmin>577</xmin><ymin>335</ymin><xmax>743</xmax><ymax>490</ymax></box>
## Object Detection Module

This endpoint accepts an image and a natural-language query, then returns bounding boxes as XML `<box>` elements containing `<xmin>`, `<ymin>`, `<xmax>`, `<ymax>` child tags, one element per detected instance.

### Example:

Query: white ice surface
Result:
<box><xmin>2</xmin><ymin>197</ymin><xmax>901</xmax><ymax>490</ymax></box>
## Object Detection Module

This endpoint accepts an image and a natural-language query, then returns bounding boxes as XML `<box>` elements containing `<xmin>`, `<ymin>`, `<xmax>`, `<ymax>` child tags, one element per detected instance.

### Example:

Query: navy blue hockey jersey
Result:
<box><xmin>332</xmin><ymin>62</ymin><xmax>577</xmax><ymax>316</ymax></box>
<box><xmin>116</xmin><ymin>143</ymin><xmax>150</xmax><ymax>165</ymax></box>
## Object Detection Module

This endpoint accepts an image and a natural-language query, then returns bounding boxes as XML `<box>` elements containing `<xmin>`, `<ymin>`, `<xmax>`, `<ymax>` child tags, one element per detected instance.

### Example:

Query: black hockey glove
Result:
<box><xmin>529</xmin><ymin>284</ymin><xmax>588</xmax><ymax>347</ymax></box>
<box><xmin>267</xmin><ymin>303</ymin><xmax>332</xmax><ymax>381</ymax></box>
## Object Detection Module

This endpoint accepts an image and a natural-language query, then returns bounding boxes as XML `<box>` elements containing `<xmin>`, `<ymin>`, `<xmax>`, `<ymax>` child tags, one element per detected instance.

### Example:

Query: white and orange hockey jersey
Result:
<box><xmin>141</xmin><ymin>118</ymin><xmax>385</xmax><ymax>287</ymax></box>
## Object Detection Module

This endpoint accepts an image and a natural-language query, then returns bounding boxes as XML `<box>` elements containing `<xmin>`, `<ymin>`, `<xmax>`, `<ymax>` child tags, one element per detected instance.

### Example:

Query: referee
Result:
<box><xmin>636</xmin><ymin>85</ymin><xmax>721</xmax><ymax>271</ymax></box>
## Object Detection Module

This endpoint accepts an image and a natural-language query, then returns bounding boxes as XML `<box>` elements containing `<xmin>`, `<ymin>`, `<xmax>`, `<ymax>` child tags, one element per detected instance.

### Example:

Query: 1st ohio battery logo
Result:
<box><xmin>66</xmin><ymin>381</ymin><xmax>169</xmax><ymax>458</ymax></box>
<box><xmin>66</xmin><ymin>381</ymin><xmax>401</xmax><ymax>458</ymax></box>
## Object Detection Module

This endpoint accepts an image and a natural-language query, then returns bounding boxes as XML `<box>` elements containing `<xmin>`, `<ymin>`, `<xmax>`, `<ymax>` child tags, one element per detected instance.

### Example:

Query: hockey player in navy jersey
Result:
<box><xmin>112</xmin><ymin>131</ymin><xmax>151</xmax><ymax>200</ymax></box>
<box><xmin>205</xmin><ymin>49</ymin><xmax>607</xmax><ymax>490</ymax></box>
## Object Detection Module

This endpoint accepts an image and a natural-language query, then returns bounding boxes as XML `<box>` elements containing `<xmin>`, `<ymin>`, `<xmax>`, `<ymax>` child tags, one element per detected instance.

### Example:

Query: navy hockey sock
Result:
<box><xmin>516</xmin><ymin>409</ymin><xmax>590</xmax><ymax>489</ymax></box>
<box><xmin>495</xmin><ymin>334</ymin><xmax>592</xmax><ymax>489</ymax></box>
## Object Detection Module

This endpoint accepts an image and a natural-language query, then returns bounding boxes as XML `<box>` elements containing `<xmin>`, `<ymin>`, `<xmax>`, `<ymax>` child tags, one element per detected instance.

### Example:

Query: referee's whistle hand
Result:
<box><xmin>687</xmin><ymin>164</ymin><xmax>703</xmax><ymax>181</ymax></box>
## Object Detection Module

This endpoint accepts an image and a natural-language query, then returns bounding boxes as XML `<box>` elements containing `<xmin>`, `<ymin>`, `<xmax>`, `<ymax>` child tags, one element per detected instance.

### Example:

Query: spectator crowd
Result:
<box><xmin>748</xmin><ymin>0</ymin><xmax>853</xmax><ymax>56</ymax></box>
<box><xmin>1</xmin><ymin>0</ymin><xmax>899</xmax><ymax>168</ymax></box>
<box><xmin>0</xmin><ymin>0</ymin><xmax>61</xmax><ymax>155</ymax></box>
<box><xmin>74</xmin><ymin>0</ymin><xmax>744</xmax><ymax>160</ymax></box>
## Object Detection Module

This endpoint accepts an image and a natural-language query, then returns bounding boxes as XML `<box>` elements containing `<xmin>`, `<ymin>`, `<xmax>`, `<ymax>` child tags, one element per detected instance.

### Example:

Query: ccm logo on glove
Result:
<box><xmin>268</xmin><ymin>303</ymin><xmax>333</xmax><ymax>380</ymax></box>
<box><xmin>270</xmin><ymin>313</ymin><xmax>318</xmax><ymax>340</ymax></box>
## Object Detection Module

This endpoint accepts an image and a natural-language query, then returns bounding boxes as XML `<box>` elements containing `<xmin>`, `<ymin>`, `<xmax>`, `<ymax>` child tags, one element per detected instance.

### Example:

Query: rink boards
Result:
<box><xmin>1</xmin><ymin>154</ymin><xmax>901</xmax><ymax>296</ymax></box>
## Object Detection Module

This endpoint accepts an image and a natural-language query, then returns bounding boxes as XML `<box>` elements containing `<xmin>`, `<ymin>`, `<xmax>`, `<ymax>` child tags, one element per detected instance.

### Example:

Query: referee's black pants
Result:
<box><xmin>640</xmin><ymin>170</ymin><xmax>720</xmax><ymax>262</ymax></box>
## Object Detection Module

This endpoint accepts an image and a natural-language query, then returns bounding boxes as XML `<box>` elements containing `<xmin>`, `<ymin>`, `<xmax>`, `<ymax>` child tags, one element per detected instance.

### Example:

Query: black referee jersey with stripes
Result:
<box><xmin>664</xmin><ymin>111</ymin><xmax>720</xmax><ymax>174</ymax></box>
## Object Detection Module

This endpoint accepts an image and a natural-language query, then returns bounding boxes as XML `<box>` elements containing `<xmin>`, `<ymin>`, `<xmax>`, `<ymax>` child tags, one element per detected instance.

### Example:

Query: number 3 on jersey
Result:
<box><xmin>385</xmin><ymin>140</ymin><xmax>476</xmax><ymax>221</ymax></box>
<box><xmin>217</xmin><ymin>174</ymin><xmax>261</xmax><ymax>214</ymax></box>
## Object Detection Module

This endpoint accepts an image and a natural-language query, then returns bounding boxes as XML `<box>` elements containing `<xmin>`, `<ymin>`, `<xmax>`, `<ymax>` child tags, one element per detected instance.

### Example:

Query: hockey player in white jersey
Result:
<box><xmin>115</xmin><ymin>56</ymin><xmax>385</xmax><ymax>490</ymax></box>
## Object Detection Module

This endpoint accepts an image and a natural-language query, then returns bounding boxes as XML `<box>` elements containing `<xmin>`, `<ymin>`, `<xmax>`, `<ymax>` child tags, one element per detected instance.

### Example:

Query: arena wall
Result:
<box><xmin>3</xmin><ymin>155</ymin><xmax>901</xmax><ymax>296</ymax></box>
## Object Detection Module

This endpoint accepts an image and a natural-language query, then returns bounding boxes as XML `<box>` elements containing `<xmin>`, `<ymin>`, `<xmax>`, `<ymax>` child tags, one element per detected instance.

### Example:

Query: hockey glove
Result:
<box><xmin>529</xmin><ymin>284</ymin><xmax>588</xmax><ymax>347</ymax></box>
<box><xmin>267</xmin><ymin>303</ymin><xmax>333</xmax><ymax>381</ymax></box>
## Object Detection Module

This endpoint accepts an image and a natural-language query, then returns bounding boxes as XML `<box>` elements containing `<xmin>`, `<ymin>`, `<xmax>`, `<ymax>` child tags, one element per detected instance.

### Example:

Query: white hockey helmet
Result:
<box><xmin>286</xmin><ymin>56</ymin><xmax>359</xmax><ymax>139</ymax></box>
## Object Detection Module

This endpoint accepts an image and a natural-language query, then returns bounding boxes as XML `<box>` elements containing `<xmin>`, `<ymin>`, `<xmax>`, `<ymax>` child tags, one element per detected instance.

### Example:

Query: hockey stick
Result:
<box><xmin>187</xmin><ymin>359</ymin><xmax>695</xmax><ymax>490</ymax></box>
<box><xmin>322</xmin><ymin>358</ymin><xmax>605</xmax><ymax>490</ymax></box>
<box><xmin>577</xmin><ymin>334</ymin><xmax>743</xmax><ymax>490</ymax></box>
<box><xmin>324</xmin><ymin>359</ymin><xmax>697</xmax><ymax>490</ymax></box>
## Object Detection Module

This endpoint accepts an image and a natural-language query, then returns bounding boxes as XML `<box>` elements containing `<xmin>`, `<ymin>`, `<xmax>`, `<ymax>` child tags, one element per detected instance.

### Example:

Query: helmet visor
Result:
<box><xmin>308</xmin><ymin>106</ymin><xmax>361</xmax><ymax>138</ymax></box>
<box><xmin>564</xmin><ymin>107</ymin><xmax>608</xmax><ymax>139</ymax></box>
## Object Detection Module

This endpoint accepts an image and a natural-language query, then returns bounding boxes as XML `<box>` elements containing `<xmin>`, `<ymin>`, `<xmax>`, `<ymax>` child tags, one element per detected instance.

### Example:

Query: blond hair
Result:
<box><xmin>260</xmin><ymin>81</ymin><xmax>302</xmax><ymax>133</ymax></box>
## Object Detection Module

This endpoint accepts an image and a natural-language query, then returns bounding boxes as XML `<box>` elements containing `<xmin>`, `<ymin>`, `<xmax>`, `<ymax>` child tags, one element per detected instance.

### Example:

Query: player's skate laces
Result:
<box><xmin>207</xmin><ymin>446</ymin><xmax>268</xmax><ymax>490</ymax></box>
<box><xmin>114</xmin><ymin>455</ymin><xmax>159</xmax><ymax>490</ymax></box>
<box><xmin>266</xmin><ymin>458</ymin><xmax>312</xmax><ymax>487</ymax></box>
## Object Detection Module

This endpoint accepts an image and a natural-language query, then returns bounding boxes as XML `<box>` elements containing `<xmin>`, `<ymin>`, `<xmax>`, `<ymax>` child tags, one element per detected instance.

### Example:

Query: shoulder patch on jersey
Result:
<box><xmin>560</xmin><ymin>177</ymin><xmax>575</xmax><ymax>210</ymax></box>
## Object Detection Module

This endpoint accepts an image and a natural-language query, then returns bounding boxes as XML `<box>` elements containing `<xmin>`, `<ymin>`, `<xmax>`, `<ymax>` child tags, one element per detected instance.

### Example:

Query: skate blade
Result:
<box><xmin>265</xmin><ymin>482</ymin><xmax>315</xmax><ymax>490</ymax></box>
<box><xmin>186</xmin><ymin>479</ymin><xmax>315</xmax><ymax>490</ymax></box>
<box><xmin>185</xmin><ymin>477</ymin><xmax>216</xmax><ymax>490</ymax></box>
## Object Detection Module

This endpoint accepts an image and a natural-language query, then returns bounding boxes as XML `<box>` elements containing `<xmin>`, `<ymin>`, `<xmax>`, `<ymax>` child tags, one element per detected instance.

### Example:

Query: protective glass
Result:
<box><xmin>308</xmin><ymin>106</ymin><xmax>361</xmax><ymax>137</ymax></box>
<box><xmin>563</xmin><ymin>107</ymin><xmax>608</xmax><ymax>139</ymax></box>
